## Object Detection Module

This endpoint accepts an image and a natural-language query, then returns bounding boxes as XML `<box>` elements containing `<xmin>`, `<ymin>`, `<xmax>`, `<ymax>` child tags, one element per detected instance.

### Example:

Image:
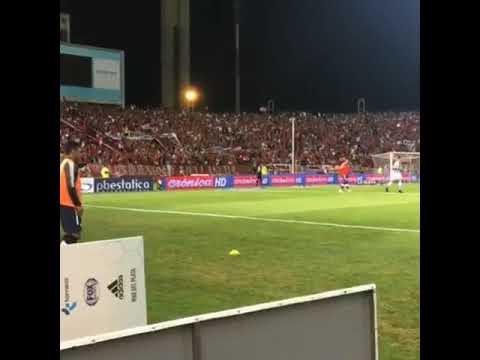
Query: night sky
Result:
<box><xmin>60</xmin><ymin>0</ymin><xmax>419</xmax><ymax>113</ymax></box>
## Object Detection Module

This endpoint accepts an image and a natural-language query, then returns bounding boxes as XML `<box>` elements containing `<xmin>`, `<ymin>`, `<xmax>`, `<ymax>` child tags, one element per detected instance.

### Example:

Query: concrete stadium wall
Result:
<box><xmin>61</xmin><ymin>285</ymin><xmax>378</xmax><ymax>360</ymax></box>
<box><xmin>161</xmin><ymin>0</ymin><xmax>190</xmax><ymax>109</ymax></box>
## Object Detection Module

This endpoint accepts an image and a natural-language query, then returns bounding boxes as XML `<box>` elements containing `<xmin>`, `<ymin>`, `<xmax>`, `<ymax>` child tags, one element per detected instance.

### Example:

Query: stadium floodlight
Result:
<box><xmin>185</xmin><ymin>89</ymin><xmax>198</xmax><ymax>102</ymax></box>
<box><xmin>184</xmin><ymin>88</ymin><xmax>199</xmax><ymax>111</ymax></box>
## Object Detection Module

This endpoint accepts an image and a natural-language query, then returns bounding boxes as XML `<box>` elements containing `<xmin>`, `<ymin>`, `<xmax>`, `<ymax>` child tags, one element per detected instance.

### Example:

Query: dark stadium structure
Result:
<box><xmin>60</xmin><ymin>0</ymin><xmax>419</xmax><ymax>113</ymax></box>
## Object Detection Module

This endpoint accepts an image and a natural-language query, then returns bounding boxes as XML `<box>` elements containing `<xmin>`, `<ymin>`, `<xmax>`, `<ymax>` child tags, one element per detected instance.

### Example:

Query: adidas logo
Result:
<box><xmin>108</xmin><ymin>275</ymin><xmax>124</xmax><ymax>300</ymax></box>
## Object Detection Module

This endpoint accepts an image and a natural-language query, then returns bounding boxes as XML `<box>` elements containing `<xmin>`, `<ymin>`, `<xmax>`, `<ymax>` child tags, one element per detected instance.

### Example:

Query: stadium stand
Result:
<box><xmin>60</xmin><ymin>101</ymin><xmax>420</xmax><ymax>177</ymax></box>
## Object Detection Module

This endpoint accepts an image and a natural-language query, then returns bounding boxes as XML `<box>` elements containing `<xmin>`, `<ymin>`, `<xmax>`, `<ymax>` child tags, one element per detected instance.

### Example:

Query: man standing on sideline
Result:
<box><xmin>60</xmin><ymin>141</ymin><xmax>83</xmax><ymax>245</ymax></box>
<box><xmin>256</xmin><ymin>163</ymin><xmax>263</xmax><ymax>187</ymax></box>
<box><xmin>261</xmin><ymin>164</ymin><xmax>269</xmax><ymax>179</ymax></box>
<box><xmin>100</xmin><ymin>165</ymin><xmax>110</xmax><ymax>178</ymax></box>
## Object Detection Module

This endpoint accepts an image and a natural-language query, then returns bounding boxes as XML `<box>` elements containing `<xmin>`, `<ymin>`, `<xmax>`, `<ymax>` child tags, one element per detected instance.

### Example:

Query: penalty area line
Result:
<box><xmin>85</xmin><ymin>204</ymin><xmax>420</xmax><ymax>234</ymax></box>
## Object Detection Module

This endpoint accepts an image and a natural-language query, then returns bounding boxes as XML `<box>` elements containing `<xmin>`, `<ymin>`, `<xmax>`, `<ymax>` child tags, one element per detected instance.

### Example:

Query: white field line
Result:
<box><xmin>262</xmin><ymin>190</ymin><xmax>418</xmax><ymax>195</ymax></box>
<box><xmin>263</xmin><ymin>189</ymin><xmax>419</xmax><ymax>194</ymax></box>
<box><xmin>85</xmin><ymin>204</ymin><xmax>420</xmax><ymax>234</ymax></box>
<box><xmin>215</xmin><ymin>187</ymin><xmax>419</xmax><ymax>194</ymax></box>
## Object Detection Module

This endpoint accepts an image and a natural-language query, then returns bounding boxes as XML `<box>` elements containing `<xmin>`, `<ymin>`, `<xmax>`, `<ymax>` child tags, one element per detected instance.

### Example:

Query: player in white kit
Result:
<box><xmin>385</xmin><ymin>159</ymin><xmax>404</xmax><ymax>193</ymax></box>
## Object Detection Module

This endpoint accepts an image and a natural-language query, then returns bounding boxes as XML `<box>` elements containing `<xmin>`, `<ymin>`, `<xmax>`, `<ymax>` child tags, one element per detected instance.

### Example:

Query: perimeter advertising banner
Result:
<box><xmin>164</xmin><ymin>176</ymin><xmax>216</xmax><ymax>191</ymax></box>
<box><xmin>94</xmin><ymin>177</ymin><xmax>155</xmax><ymax>193</ymax></box>
<box><xmin>158</xmin><ymin>173</ymin><xmax>418</xmax><ymax>191</ymax></box>
<box><xmin>345</xmin><ymin>175</ymin><xmax>358</xmax><ymax>184</ymax></box>
<box><xmin>270</xmin><ymin>175</ymin><xmax>297</xmax><ymax>187</ymax></box>
<box><xmin>60</xmin><ymin>237</ymin><xmax>147</xmax><ymax>343</ymax></box>
<box><xmin>213</xmin><ymin>176</ymin><xmax>233</xmax><ymax>189</ymax></box>
<box><xmin>364</xmin><ymin>174</ymin><xmax>385</xmax><ymax>184</ymax></box>
<box><xmin>233</xmin><ymin>175</ymin><xmax>258</xmax><ymax>188</ymax></box>
<box><xmin>80</xmin><ymin>177</ymin><xmax>95</xmax><ymax>193</ymax></box>
<box><xmin>305</xmin><ymin>175</ymin><xmax>330</xmax><ymax>186</ymax></box>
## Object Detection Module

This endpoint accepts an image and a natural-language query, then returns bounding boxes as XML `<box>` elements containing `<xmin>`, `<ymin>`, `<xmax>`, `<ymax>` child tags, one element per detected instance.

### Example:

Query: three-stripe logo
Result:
<box><xmin>108</xmin><ymin>275</ymin><xmax>124</xmax><ymax>300</ymax></box>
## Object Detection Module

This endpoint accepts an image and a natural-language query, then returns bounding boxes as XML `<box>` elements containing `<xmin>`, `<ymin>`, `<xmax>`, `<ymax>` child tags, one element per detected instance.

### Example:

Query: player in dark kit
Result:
<box><xmin>336</xmin><ymin>157</ymin><xmax>352</xmax><ymax>193</ymax></box>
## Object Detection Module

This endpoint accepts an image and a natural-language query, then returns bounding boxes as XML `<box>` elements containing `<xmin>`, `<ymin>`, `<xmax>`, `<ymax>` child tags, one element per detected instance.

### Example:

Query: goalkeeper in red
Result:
<box><xmin>336</xmin><ymin>157</ymin><xmax>352</xmax><ymax>193</ymax></box>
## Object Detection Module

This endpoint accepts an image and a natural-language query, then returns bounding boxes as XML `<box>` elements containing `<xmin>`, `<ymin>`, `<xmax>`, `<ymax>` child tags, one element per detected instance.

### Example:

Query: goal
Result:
<box><xmin>371</xmin><ymin>152</ymin><xmax>420</xmax><ymax>182</ymax></box>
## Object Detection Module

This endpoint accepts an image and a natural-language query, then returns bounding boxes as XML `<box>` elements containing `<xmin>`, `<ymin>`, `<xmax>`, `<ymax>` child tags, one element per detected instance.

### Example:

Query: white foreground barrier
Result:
<box><xmin>60</xmin><ymin>236</ymin><xmax>147</xmax><ymax>342</ymax></box>
<box><xmin>61</xmin><ymin>284</ymin><xmax>378</xmax><ymax>360</ymax></box>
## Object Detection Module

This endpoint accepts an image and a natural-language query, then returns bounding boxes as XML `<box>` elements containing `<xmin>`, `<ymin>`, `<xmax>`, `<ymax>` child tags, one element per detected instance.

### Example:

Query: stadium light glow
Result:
<box><xmin>184</xmin><ymin>88</ymin><xmax>200</xmax><ymax>112</ymax></box>
<box><xmin>185</xmin><ymin>89</ymin><xmax>198</xmax><ymax>102</ymax></box>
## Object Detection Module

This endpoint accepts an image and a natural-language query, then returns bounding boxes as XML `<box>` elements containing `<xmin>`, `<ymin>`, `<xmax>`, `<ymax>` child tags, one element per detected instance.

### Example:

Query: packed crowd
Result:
<box><xmin>60</xmin><ymin>101</ymin><xmax>420</xmax><ymax>173</ymax></box>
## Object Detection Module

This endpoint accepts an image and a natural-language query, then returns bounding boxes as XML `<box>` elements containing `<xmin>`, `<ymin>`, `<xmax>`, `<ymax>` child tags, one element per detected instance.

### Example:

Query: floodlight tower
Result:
<box><xmin>234</xmin><ymin>0</ymin><xmax>241</xmax><ymax>113</ymax></box>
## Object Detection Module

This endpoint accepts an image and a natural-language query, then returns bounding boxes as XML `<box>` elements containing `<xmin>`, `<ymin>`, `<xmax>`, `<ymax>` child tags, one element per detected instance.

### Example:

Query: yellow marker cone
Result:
<box><xmin>229</xmin><ymin>249</ymin><xmax>240</xmax><ymax>256</ymax></box>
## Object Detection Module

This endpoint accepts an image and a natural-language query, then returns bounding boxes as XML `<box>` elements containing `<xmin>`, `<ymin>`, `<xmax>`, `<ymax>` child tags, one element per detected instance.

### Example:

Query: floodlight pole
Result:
<box><xmin>291</xmin><ymin>117</ymin><xmax>295</xmax><ymax>174</ymax></box>
<box><xmin>234</xmin><ymin>0</ymin><xmax>241</xmax><ymax>114</ymax></box>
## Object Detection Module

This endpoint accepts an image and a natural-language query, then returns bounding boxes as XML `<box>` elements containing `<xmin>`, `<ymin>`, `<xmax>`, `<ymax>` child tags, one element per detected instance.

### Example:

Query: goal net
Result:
<box><xmin>371</xmin><ymin>152</ymin><xmax>420</xmax><ymax>182</ymax></box>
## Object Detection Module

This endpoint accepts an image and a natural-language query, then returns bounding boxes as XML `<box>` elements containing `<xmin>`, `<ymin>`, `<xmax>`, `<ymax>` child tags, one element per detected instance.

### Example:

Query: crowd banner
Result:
<box><xmin>94</xmin><ymin>176</ymin><xmax>155</xmax><ymax>193</ymax></box>
<box><xmin>60</xmin><ymin>236</ymin><xmax>147</xmax><ymax>343</ymax></box>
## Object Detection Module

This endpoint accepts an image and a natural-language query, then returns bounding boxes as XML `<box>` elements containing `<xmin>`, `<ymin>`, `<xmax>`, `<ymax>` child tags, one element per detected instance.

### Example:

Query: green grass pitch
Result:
<box><xmin>79</xmin><ymin>184</ymin><xmax>420</xmax><ymax>360</ymax></box>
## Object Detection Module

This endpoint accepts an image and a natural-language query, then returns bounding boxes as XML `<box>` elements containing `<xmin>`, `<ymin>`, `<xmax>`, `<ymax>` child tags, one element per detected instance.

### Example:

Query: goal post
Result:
<box><xmin>371</xmin><ymin>152</ymin><xmax>420</xmax><ymax>182</ymax></box>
